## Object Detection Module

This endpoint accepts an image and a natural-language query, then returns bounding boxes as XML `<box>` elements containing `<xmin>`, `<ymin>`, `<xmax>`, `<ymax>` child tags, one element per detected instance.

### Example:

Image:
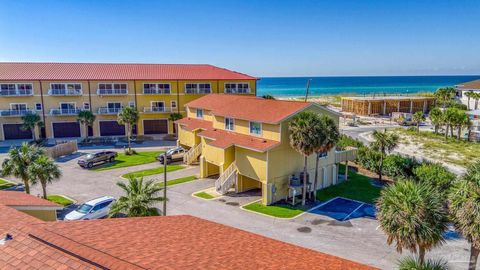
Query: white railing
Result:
<box><xmin>183</xmin><ymin>143</ymin><xmax>202</xmax><ymax>165</ymax></box>
<box><xmin>49</xmin><ymin>108</ymin><xmax>82</xmax><ymax>115</ymax></box>
<box><xmin>335</xmin><ymin>148</ymin><xmax>358</xmax><ymax>163</ymax></box>
<box><xmin>215</xmin><ymin>162</ymin><xmax>238</xmax><ymax>195</ymax></box>
<box><xmin>0</xmin><ymin>90</ymin><xmax>33</xmax><ymax>96</ymax></box>
<box><xmin>143</xmin><ymin>107</ymin><xmax>173</xmax><ymax>113</ymax></box>
<box><xmin>48</xmin><ymin>89</ymin><xmax>82</xmax><ymax>96</ymax></box>
<box><xmin>143</xmin><ymin>89</ymin><xmax>171</xmax><ymax>94</ymax></box>
<box><xmin>98</xmin><ymin>107</ymin><xmax>122</xmax><ymax>114</ymax></box>
<box><xmin>97</xmin><ymin>89</ymin><xmax>128</xmax><ymax>95</ymax></box>
<box><xmin>225</xmin><ymin>89</ymin><xmax>251</xmax><ymax>94</ymax></box>
<box><xmin>0</xmin><ymin>109</ymin><xmax>35</xmax><ymax>117</ymax></box>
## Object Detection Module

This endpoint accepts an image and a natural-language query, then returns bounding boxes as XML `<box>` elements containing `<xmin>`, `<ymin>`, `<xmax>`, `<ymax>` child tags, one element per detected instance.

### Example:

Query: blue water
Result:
<box><xmin>257</xmin><ymin>75</ymin><xmax>480</xmax><ymax>97</ymax></box>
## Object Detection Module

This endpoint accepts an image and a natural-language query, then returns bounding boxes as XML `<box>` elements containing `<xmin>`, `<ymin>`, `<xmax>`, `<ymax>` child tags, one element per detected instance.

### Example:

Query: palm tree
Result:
<box><xmin>1</xmin><ymin>143</ymin><xmax>44</xmax><ymax>194</ymax></box>
<box><xmin>21</xmin><ymin>113</ymin><xmax>43</xmax><ymax>141</ymax></box>
<box><xmin>371</xmin><ymin>129</ymin><xmax>399</xmax><ymax>182</ymax></box>
<box><xmin>473</xmin><ymin>92</ymin><xmax>480</xmax><ymax>110</ymax></box>
<box><xmin>289</xmin><ymin>111</ymin><xmax>321</xmax><ymax>206</ymax></box>
<box><xmin>449</xmin><ymin>161</ymin><xmax>480</xmax><ymax>270</ymax></box>
<box><xmin>434</xmin><ymin>87</ymin><xmax>456</xmax><ymax>109</ymax></box>
<box><xmin>377</xmin><ymin>180</ymin><xmax>448</xmax><ymax>265</ymax></box>
<box><xmin>443</xmin><ymin>107</ymin><xmax>458</xmax><ymax>139</ymax></box>
<box><xmin>262</xmin><ymin>94</ymin><xmax>275</xmax><ymax>99</ymax></box>
<box><xmin>465</xmin><ymin>91</ymin><xmax>474</xmax><ymax>110</ymax></box>
<box><xmin>109</xmin><ymin>176</ymin><xmax>166</xmax><ymax>217</ymax></box>
<box><xmin>455</xmin><ymin>111</ymin><xmax>470</xmax><ymax>141</ymax></box>
<box><xmin>117</xmin><ymin>106</ymin><xmax>139</xmax><ymax>154</ymax></box>
<box><xmin>168</xmin><ymin>112</ymin><xmax>183</xmax><ymax>136</ymax></box>
<box><xmin>397</xmin><ymin>257</ymin><xmax>447</xmax><ymax>270</ymax></box>
<box><xmin>412</xmin><ymin>111</ymin><xmax>425</xmax><ymax>132</ymax></box>
<box><xmin>429</xmin><ymin>107</ymin><xmax>443</xmax><ymax>134</ymax></box>
<box><xmin>77</xmin><ymin>110</ymin><xmax>96</xmax><ymax>142</ymax></box>
<box><xmin>27</xmin><ymin>155</ymin><xmax>61</xmax><ymax>199</ymax></box>
<box><xmin>313</xmin><ymin>115</ymin><xmax>339</xmax><ymax>200</ymax></box>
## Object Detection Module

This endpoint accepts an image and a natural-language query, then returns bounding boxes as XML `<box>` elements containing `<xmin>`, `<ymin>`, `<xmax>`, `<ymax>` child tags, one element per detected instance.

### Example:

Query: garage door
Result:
<box><xmin>100</xmin><ymin>121</ymin><xmax>125</xmax><ymax>136</ymax></box>
<box><xmin>53</xmin><ymin>122</ymin><xmax>81</xmax><ymax>138</ymax></box>
<box><xmin>3</xmin><ymin>124</ymin><xmax>32</xmax><ymax>140</ymax></box>
<box><xmin>143</xmin><ymin>120</ymin><xmax>168</xmax><ymax>134</ymax></box>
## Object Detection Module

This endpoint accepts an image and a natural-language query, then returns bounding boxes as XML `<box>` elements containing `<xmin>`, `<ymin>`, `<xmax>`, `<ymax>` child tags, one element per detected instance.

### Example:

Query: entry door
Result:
<box><xmin>108</xmin><ymin>102</ymin><xmax>121</xmax><ymax>113</ymax></box>
<box><xmin>60</xmin><ymin>103</ymin><xmax>75</xmax><ymax>114</ymax></box>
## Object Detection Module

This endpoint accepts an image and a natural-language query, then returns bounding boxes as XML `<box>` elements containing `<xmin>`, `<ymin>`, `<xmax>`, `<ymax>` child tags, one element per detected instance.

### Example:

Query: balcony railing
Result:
<box><xmin>335</xmin><ymin>148</ymin><xmax>358</xmax><ymax>163</ymax></box>
<box><xmin>0</xmin><ymin>90</ymin><xmax>33</xmax><ymax>96</ymax></box>
<box><xmin>48</xmin><ymin>89</ymin><xmax>83</xmax><ymax>96</ymax></box>
<box><xmin>0</xmin><ymin>109</ymin><xmax>35</xmax><ymax>117</ymax></box>
<box><xmin>143</xmin><ymin>89</ymin><xmax>171</xmax><ymax>94</ymax></box>
<box><xmin>49</xmin><ymin>108</ymin><xmax>83</xmax><ymax>115</ymax></box>
<box><xmin>97</xmin><ymin>89</ymin><xmax>128</xmax><ymax>95</ymax></box>
<box><xmin>225</xmin><ymin>89</ymin><xmax>251</xmax><ymax>94</ymax></box>
<box><xmin>98</xmin><ymin>107</ymin><xmax>122</xmax><ymax>114</ymax></box>
<box><xmin>143</xmin><ymin>107</ymin><xmax>173</xmax><ymax>113</ymax></box>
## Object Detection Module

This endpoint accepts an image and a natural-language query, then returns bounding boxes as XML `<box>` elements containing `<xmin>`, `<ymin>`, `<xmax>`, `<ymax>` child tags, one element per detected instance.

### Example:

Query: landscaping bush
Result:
<box><xmin>397</xmin><ymin>257</ymin><xmax>447</xmax><ymax>270</ymax></box>
<box><xmin>124</xmin><ymin>148</ymin><xmax>137</xmax><ymax>156</ymax></box>
<box><xmin>383</xmin><ymin>154</ymin><xmax>418</xmax><ymax>179</ymax></box>
<box><xmin>357</xmin><ymin>146</ymin><xmax>382</xmax><ymax>173</ymax></box>
<box><xmin>336</xmin><ymin>134</ymin><xmax>364</xmax><ymax>150</ymax></box>
<box><xmin>413</xmin><ymin>163</ymin><xmax>456</xmax><ymax>194</ymax></box>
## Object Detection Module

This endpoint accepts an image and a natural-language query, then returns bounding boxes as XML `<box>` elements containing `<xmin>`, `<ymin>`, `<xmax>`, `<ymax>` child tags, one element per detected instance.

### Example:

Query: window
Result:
<box><xmin>225</xmin><ymin>83</ymin><xmax>250</xmax><ymax>93</ymax></box>
<box><xmin>10</xmin><ymin>103</ymin><xmax>27</xmax><ymax>111</ymax></box>
<box><xmin>128</xmin><ymin>101</ymin><xmax>135</xmax><ymax>108</ymax></box>
<box><xmin>0</xmin><ymin>83</ymin><xmax>33</xmax><ymax>96</ymax></box>
<box><xmin>225</xmin><ymin>118</ymin><xmax>234</xmax><ymax>131</ymax></box>
<box><xmin>151</xmin><ymin>101</ymin><xmax>165</xmax><ymax>112</ymax></box>
<box><xmin>318</xmin><ymin>152</ymin><xmax>328</xmax><ymax>159</ymax></box>
<box><xmin>98</xmin><ymin>83</ymin><xmax>128</xmax><ymax>94</ymax></box>
<box><xmin>171</xmin><ymin>101</ymin><xmax>177</xmax><ymax>108</ymax></box>
<box><xmin>185</xmin><ymin>83</ymin><xmax>211</xmax><ymax>94</ymax></box>
<box><xmin>50</xmin><ymin>83</ymin><xmax>82</xmax><ymax>95</ymax></box>
<box><xmin>143</xmin><ymin>83</ymin><xmax>170</xmax><ymax>94</ymax></box>
<box><xmin>249</xmin><ymin>121</ymin><xmax>262</xmax><ymax>135</ymax></box>
<box><xmin>83</xmin><ymin>103</ymin><xmax>90</xmax><ymax>110</ymax></box>
<box><xmin>35</xmin><ymin>103</ymin><xmax>42</xmax><ymax>111</ymax></box>
<box><xmin>196</xmin><ymin>109</ymin><xmax>204</xmax><ymax>119</ymax></box>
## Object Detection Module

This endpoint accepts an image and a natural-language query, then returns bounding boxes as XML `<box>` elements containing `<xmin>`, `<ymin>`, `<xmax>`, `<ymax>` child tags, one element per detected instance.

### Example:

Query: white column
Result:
<box><xmin>323</xmin><ymin>167</ymin><xmax>328</xmax><ymax>188</ymax></box>
<box><xmin>332</xmin><ymin>164</ymin><xmax>337</xmax><ymax>185</ymax></box>
<box><xmin>383</xmin><ymin>101</ymin><xmax>386</xmax><ymax>115</ymax></box>
<box><xmin>409</xmin><ymin>100</ymin><xmax>413</xmax><ymax>113</ymax></box>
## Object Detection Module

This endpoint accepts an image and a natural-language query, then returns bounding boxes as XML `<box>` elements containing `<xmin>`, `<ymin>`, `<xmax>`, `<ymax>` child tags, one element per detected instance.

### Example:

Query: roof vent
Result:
<box><xmin>0</xmin><ymin>234</ymin><xmax>13</xmax><ymax>245</ymax></box>
<box><xmin>263</xmin><ymin>140</ymin><xmax>267</xmax><ymax>143</ymax></box>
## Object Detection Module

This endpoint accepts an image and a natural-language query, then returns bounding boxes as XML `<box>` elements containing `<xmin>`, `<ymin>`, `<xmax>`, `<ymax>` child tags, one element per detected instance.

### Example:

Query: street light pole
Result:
<box><xmin>163</xmin><ymin>152</ymin><xmax>167</xmax><ymax>216</ymax></box>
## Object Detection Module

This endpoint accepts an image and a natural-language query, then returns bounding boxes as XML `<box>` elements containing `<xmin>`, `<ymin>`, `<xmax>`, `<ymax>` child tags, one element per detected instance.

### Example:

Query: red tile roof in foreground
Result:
<box><xmin>175</xmin><ymin>117</ymin><xmax>213</xmax><ymax>131</ymax></box>
<box><xmin>0</xmin><ymin>62</ymin><xmax>257</xmax><ymax>81</ymax></box>
<box><xmin>0</xmin><ymin>191</ymin><xmax>60</xmax><ymax>208</ymax></box>
<box><xmin>0</xmin><ymin>205</ymin><xmax>41</xmax><ymax>234</ymax></box>
<box><xmin>199</xmin><ymin>128</ymin><xmax>280</xmax><ymax>152</ymax></box>
<box><xmin>186</xmin><ymin>94</ymin><xmax>312</xmax><ymax>124</ymax></box>
<box><xmin>457</xmin><ymin>79</ymin><xmax>480</xmax><ymax>89</ymax></box>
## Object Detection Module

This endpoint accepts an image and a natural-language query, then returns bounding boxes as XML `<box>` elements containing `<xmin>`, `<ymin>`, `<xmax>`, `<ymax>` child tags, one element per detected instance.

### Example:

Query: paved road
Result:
<box><xmin>2</xmin><ymin>147</ymin><xmax>473</xmax><ymax>269</ymax></box>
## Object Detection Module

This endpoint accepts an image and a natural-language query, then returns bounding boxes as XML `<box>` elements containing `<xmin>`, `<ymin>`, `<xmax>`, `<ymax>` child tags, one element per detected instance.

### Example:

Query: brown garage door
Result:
<box><xmin>143</xmin><ymin>120</ymin><xmax>168</xmax><ymax>134</ymax></box>
<box><xmin>3</xmin><ymin>124</ymin><xmax>33</xmax><ymax>140</ymax></box>
<box><xmin>53</xmin><ymin>122</ymin><xmax>81</xmax><ymax>138</ymax></box>
<box><xmin>100</xmin><ymin>121</ymin><xmax>125</xmax><ymax>136</ymax></box>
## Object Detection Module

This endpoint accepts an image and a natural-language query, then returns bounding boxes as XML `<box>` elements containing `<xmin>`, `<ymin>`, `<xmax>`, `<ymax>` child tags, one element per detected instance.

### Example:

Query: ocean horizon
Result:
<box><xmin>256</xmin><ymin>75</ymin><xmax>480</xmax><ymax>97</ymax></box>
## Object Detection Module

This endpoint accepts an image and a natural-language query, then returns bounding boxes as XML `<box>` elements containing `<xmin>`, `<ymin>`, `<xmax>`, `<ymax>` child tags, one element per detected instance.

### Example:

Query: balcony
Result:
<box><xmin>48</xmin><ymin>89</ymin><xmax>83</xmax><ymax>96</ymax></box>
<box><xmin>97</xmin><ymin>89</ymin><xmax>128</xmax><ymax>96</ymax></box>
<box><xmin>143</xmin><ymin>89</ymin><xmax>171</xmax><ymax>95</ymax></box>
<box><xmin>143</xmin><ymin>107</ymin><xmax>173</xmax><ymax>113</ymax></box>
<box><xmin>98</xmin><ymin>107</ymin><xmax>122</xmax><ymax>114</ymax></box>
<box><xmin>0</xmin><ymin>89</ymin><xmax>33</xmax><ymax>97</ymax></box>
<box><xmin>0</xmin><ymin>109</ymin><xmax>35</xmax><ymax>117</ymax></box>
<box><xmin>225</xmin><ymin>89</ymin><xmax>251</xmax><ymax>94</ymax></box>
<box><xmin>49</xmin><ymin>108</ymin><xmax>83</xmax><ymax>115</ymax></box>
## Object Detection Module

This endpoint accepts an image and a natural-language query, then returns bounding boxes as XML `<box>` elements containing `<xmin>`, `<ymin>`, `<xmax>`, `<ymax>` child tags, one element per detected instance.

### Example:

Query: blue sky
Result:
<box><xmin>0</xmin><ymin>0</ymin><xmax>479</xmax><ymax>77</ymax></box>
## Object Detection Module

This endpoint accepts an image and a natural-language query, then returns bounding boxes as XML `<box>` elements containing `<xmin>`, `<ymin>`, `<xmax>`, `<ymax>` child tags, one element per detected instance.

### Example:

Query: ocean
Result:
<box><xmin>256</xmin><ymin>76</ymin><xmax>480</xmax><ymax>97</ymax></box>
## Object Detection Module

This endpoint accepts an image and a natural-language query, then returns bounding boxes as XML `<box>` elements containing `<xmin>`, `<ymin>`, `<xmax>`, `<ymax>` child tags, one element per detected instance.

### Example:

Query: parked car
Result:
<box><xmin>157</xmin><ymin>146</ymin><xmax>186</xmax><ymax>164</ymax></box>
<box><xmin>78</xmin><ymin>151</ymin><xmax>118</xmax><ymax>168</ymax></box>
<box><xmin>64</xmin><ymin>196</ymin><xmax>115</xmax><ymax>221</ymax></box>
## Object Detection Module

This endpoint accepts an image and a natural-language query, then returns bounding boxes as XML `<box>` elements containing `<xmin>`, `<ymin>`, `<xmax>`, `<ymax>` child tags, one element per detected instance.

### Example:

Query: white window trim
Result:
<box><xmin>196</xmin><ymin>109</ymin><xmax>204</xmax><ymax>119</ymax></box>
<box><xmin>249</xmin><ymin>121</ymin><xmax>262</xmax><ymax>136</ymax></box>
<box><xmin>83</xmin><ymin>102</ymin><xmax>90</xmax><ymax>110</ymax></box>
<box><xmin>0</xmin><ymin>83</ymin><xmax>33</xmax><ymax>95</ymax></box>
<box><xmin>151</xmin><ymin>101</ymin><xmax>165</xmax><ymax>107</ymax></box>
<box><xmin>35</xmin><ymin>103</ymin><xmax>43</xmax><ymax>111</ymax></box>
<box><xmin>143</xmin><ymin>83</ymin><xmax>171</xmax><ymax>94</ymax></box>
<box><xmin>185</xmin><ymin>83</ymin><xmax>212</xmax><ymax>94</ymax></box>
<box><xmin>10</xmin><ymin>103</ymin><xmax>28</xmax><ymax>110</ymax></box>
<box><xmin>59</xmin><ymin>102</ymin><xmax>76</xmax><ymax>108</ymax></box>
<box><xmin>224</xmin><ymin>82</ymin><xmax>250</xmax><ymax>93</ymax></box>
<box><xmin>171</xmin><ymin>100</ymin><xmax>177</xmax><ymax>108</ymax></box>
<box><xmin>98</xmin><ymin>83</ymin><xmax>128</xmax><ymax>91</ymax></box>
<box><xmin>107</xmin><ymin>102</ymin><xmax>122</xmax><ymax>107</ymax></box>
<box><xmin>225</xmin><ymin>117</ymin><xmax>235</xmax><ymax>131</ymax></box>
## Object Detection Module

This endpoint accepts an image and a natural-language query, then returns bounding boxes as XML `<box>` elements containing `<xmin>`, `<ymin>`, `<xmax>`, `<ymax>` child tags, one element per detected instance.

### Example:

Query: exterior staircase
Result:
<box><xmin>215</xmin><ymin>162</ymin><xmax>238</xmax><ymax>195</ymax></box>
<box><xmin>183</xmin><ymin>143</ymin><xmax>202</xmax><ymax>165</ymax></box>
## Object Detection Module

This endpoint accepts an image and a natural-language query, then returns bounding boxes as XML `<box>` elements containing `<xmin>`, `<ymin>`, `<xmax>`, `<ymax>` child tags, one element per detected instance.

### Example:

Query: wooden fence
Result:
<box><xmin>44</xmin><ymin>141</ymin><xmax>78</xmax><ymax>159</ymax></box>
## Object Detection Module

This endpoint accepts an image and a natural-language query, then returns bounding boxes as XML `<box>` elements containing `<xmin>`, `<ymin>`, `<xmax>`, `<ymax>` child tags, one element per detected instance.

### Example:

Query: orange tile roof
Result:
<box><xmin>0</xmin><ymin>62</ymin><xmax>257</xmax><ymax>81</ymax></box>
<box><xmin>457</xmin><ymin>79</ymin><xmax>480</xmax><ymax>89</ymax></box>
<box><xmin>199</xmin><ymin>128</ymin><xmax>280</xmax><ymax>152</ymax></box>
<box><xmin>0</xmin><ymin>205</ymin><xmax>41</xmax><ymax>234</ymax></box>
<box><xmin>186</xmin><ymin>94</ymin><xmax>312</xmax><ymax>124</ymax></box>
<box><xmin>175</xmin><ymin>117</ymin><xmax>213</xmax><ymax>131</ymax></box>
<box><xmin>0</xmin><ymin>191</ymin><xmax>60</xmax><ymax>208</ymax></box>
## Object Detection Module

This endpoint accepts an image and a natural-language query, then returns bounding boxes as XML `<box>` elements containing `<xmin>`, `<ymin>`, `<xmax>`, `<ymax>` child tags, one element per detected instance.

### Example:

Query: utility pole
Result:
<box><xmin>163</xmin><ymin>152</ymin><xmax>167</xmax><ymax>216</ymax></box>
<box><xmin>304</xmin><ymin>79</ymin><xmax>312</xmax><ymax>102</ymax></box>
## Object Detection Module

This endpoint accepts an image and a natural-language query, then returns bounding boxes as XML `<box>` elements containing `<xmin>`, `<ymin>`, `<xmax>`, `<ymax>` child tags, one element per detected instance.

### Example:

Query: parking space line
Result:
<box><xmin>342</xmin><ymin>202</ymin><xmax>364</xmax><ymax>221</ymax></box>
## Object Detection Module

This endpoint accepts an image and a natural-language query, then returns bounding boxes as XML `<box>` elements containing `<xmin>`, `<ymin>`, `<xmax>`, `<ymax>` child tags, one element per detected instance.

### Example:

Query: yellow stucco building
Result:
<box><xmin>0</xmin><ymin>63</ymin><xmax>256</xmax><ymax>141</ymax></box>
<box><xmin>176</xmin><ymin>94</ymin><xmax>357</xmax><ymax>205</ymax></box>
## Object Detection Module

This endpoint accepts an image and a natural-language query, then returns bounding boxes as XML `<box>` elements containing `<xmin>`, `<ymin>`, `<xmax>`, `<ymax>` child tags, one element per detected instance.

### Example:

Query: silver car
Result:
<box><xmin>157</xmin><ymin>146</ymin><xmax>186</xmax><ymax>164</ymax></box>
<box><xmin>64</xmin><ymin>196</ymin><xmax>115</xmax><ymax>220</ymax></box>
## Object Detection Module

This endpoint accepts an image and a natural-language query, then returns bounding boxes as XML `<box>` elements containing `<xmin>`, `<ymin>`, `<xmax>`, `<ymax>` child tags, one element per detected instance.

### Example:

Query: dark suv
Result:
<box><xmin>78</xmin><ymin>151</ymin><xmax>118</xmax><ymax>168</ymax></box>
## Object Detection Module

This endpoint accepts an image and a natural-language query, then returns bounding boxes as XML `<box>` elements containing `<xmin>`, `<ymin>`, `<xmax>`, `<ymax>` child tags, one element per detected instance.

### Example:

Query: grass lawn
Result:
<box><xmin>316</xmin><ymin>166</ymin><xmax>381</xmax><ymax>204</ymax></box>
<box><xmin>242</xmin><ymin>201</ymin><xmax>306</xmax><ymax>218</ymax></box>
<box><xmin>393</xmin><ymin>128</ymin><xmax>480</xmax><ymax>167</ymax></box>
<box><xmin>93</xmin><ymin>151</ymin><xmax>163</xmax><ymax>171</ymax></box>
<box><xmin>0</xmin><ymin>178</ymin><xmax>15</xmax><ymax>190</ymax></box>
<box><xmin>193</xmin><ymin>191</ymin><xmax>215</xmax><ymax>200</ymax></box>
<box><xmin>122</xmin><ymin>165</ymin><xmax>185</xmax><ymax>178</ymax></box>
<box><xmin>158</xmin><ymin>176</ymin><xmax>197</xmax><ymax>188</ymax></box>
<box><xmin>47</xmin><ymin>195</ymin><xmax>74</xmax><ymax>206</ymax></box>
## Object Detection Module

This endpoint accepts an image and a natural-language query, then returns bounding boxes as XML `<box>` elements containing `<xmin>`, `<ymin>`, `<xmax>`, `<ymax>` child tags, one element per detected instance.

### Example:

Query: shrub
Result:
<box><xmin>357</xmin><ymin>147</ymin><xmax>382</xmax><ymax>173</ymax></box>
<box><xmin>124</xmin><ymin>148</ymin><xmax>137</xmax><ymax>156</ymax></box>
<box><xmin>383</xmin><ymin>154</ymin><xmax>418</xmax><ymax>179</ymax></box>
<box><xmin>336</xmin><ymin>134</ymin><xmax>364</xmax><ymax>150</ymax></box>
<box><xmin>398</xmin><ymin>257</ymin><xmax>448</xmax><ymax>270</ymax></box>
<box><xmin>413</xmin><ymin>163</ymin><xmax>456</xmax><ymax>194</ymax></box>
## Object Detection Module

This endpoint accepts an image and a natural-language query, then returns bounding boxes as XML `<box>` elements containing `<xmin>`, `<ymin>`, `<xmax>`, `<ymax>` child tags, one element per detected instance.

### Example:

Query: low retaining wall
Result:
<box><xmin>44</xmin><ymin>141</ymin><xmax>78</xmax><ymax>159</ymax></box>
